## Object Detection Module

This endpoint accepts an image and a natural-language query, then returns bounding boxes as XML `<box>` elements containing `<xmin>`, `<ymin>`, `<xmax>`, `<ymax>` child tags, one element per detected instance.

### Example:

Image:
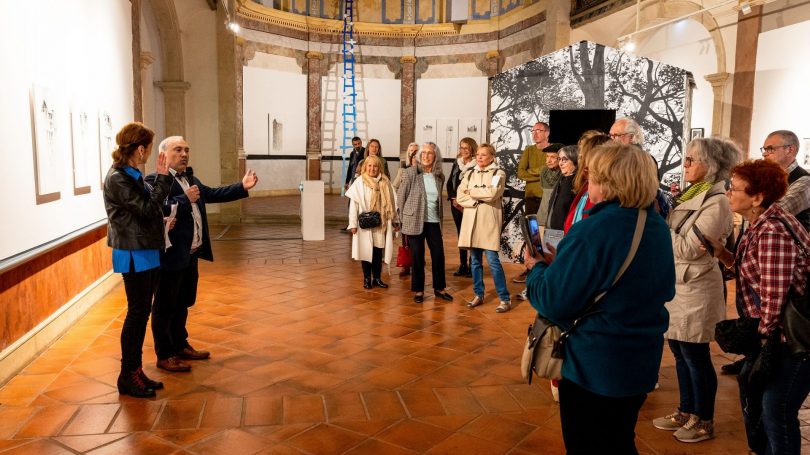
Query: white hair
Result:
<box><xmin>159</xmin><ymin>135</ymin><xmax>185</xmax><ymax>152</ymax></box>
<box><xmin>614</xmin><ymin>118</ymin><xmax>644</xmax><ymax>145</ymax></box>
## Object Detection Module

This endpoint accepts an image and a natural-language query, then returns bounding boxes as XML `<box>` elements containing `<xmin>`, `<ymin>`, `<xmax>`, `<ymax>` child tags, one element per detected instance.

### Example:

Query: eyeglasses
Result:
<box><xmin>684</xmin><ymin>156</ymin><xmax>701</xmax><ymax>166</ymax></box>
<box><xmin>609</xmin><ymin>132</ymin><xmax>632</xmax><ymax>139</ymax></box>
<box><xmin>760</xmin><ymin>144</ymin><xmax>791</xmax><ymax>155</ymax></box>
<box><xmin>725</xmin><ymin>183</ymin><xmax>746</xmax><ymax>193</ymax></box>
<box><xmin>531</xmin><ymin>129</ymin><xmax>547</xmax><ymax>133</ymax></box>
<box><xmin>559</xmin><ymin>156</ymin><xmax>570</xmax><ymax>163</ymax></box>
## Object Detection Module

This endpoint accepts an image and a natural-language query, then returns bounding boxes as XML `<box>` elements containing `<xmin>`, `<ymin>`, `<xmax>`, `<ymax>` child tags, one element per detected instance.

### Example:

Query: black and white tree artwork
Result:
<box><xmin>490</xmin><ymin>41</ymin><xmax>691</xmax><ymax>262</ymax></box>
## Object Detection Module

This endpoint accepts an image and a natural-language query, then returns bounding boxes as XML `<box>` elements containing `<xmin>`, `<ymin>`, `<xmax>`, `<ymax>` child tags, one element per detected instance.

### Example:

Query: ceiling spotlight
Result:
<box><xmin>228</xmin><ymin>21</ymin><xmax>240</xmax><ymax>33</ymax></box>
<box><xmin>740</xmin><ymin>1</ymin><xmax>752</xmax><ymax>14</ymax></box>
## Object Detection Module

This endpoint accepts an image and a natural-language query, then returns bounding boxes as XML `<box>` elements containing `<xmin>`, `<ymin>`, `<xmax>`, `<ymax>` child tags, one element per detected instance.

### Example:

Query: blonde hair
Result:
<box><xmin>588</xmin><ymin>143</ymin><xmax>658</xmax><ymax>208</ymax></box>
<box><xmin>361</xmin><ymin>155</ymin><xmax>386</xmax><ymax>177</ymax></box>
<box><xmin>477</xmin><ymin>143</ymin><xmax>496</xmax><ymax>157</ymax></box>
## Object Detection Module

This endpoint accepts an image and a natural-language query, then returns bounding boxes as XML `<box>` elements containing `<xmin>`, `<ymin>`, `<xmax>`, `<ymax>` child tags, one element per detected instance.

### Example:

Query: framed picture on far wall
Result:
<box><xmin>690</xmin><ymin>128</ymin><xmax>704</xmax><ymax>140</ymax></box>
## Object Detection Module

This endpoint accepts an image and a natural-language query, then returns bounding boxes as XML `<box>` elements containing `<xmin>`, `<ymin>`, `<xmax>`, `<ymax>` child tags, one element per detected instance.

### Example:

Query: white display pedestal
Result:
<box><xmin>300</xmin><ymin>180</ymin><xmax>325</xmax><ymax>241</ymax></box>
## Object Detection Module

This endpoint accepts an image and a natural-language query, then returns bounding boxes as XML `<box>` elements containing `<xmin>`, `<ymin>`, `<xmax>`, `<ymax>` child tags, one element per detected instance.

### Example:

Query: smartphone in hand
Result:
<box><xmin>691</xmin><ymin>225</ymin><xmax>714</xmax><ymax>256</ymax></box>
<box><xmin>521</xmin><ymin>215</ymin><xmax>544</xmax><ymax>257</ymax></box>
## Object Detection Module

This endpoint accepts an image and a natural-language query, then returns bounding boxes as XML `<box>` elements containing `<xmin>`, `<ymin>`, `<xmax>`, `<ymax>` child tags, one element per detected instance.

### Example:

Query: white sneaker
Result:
<box><xmin>515</xmin><ymin>289</ymin><xmax>528</xmax><ymax>300</ymax></box>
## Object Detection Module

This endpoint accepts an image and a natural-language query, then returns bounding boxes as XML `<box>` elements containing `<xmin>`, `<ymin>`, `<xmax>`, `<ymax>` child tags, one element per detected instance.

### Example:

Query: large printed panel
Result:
<box><xmin>490</xmin><ymin>41</ymin><xmax>689</xmax><ymax>262</ymax></box>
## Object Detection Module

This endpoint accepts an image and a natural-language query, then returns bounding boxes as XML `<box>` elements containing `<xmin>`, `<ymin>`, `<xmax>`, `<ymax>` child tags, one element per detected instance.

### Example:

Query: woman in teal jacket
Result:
<box><xmin>525</xmin><ymin>143</ymin><xmax>676</xmax><ymax>455</ymax></box>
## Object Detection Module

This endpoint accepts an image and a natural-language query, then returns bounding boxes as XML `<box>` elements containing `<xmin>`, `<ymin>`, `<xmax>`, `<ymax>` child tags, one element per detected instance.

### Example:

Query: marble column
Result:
<box><xmin>400</xmin><ymin>56</ymin><xmax>417</xmax><ymax>154</ymax></box>
<box><xmin>306</xmin><ymin>51</ymin><xmax>324</xmax><ymax>181</ymax></box>
<box><xmin>154</xmin><ymin>81</ymin><xmax>191</xmax><ymax>136</ymax></box>
<box><xmin>132</xmin><ymin>0</ymin><xmax>143</xmax><ymax>122</ymax></box>
<box><xmin>729</xmin><ymin>6</ymin><xmax>762</xmax><ymax>158</ymax></box>
<box><xmin>704</xmin><ymin>72</ymin><xmax>730</xmax><ymax>137</ymax></box>
<box><xmin>484</xmin><ymin>51</ymin><xmax>500</xmax><ymax>143</ymax></box>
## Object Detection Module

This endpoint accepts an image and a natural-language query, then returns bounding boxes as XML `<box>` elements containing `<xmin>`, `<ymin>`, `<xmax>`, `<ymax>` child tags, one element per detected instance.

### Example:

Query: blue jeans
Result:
<box><xmin>668</xmin><ymin>340</ymin><xmax>717</xmax><ymax>420</ymax></box>
<box><xmin>739</xmin><ymin>346</ymin><xmax>810</xmax><ymax>455</ymax></box>
<box><xmin>470</xmin><ymin>248</ymin><xmax>510</xmax><ymax>301</ymax></box>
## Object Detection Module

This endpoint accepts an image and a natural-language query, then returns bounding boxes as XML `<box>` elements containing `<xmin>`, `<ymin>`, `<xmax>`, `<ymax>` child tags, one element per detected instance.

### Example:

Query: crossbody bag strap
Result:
<box><xmin>775</xmin><ymin>217</ymin><xmax>810</xmax><ymax>258</ymax></box>
<box><xmin>567</xmin><ymin>208</ymin><xmax>647</xmax><ymax>327</ymax></box>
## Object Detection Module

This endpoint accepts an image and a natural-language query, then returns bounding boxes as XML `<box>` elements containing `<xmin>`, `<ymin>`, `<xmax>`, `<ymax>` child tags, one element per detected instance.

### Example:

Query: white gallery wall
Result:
<box><xmin>415</xmin><ymin>77</ymin><xmax>488</xmax><ymax>176</ymax></box>
<box><xmin>0</xmin><ymin>1</ymin><xmax>133</xmax><ymax>262</ymax></box>
<box><xmin>750</xmin><ymin>20</ymin><xmax>810</xmax><ymax>165</ymax></box>
<box><xmin>243</xmin><ymin>63</ymin><xmax>307</xmax><ymax>191</ymax></box>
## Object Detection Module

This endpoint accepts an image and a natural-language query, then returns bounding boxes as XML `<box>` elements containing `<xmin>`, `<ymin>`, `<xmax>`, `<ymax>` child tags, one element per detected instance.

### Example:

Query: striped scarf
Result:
<box><xmin>677</xmin><ymin>181</ymin><xmax>714</xmax><ymax>204</ymax></box>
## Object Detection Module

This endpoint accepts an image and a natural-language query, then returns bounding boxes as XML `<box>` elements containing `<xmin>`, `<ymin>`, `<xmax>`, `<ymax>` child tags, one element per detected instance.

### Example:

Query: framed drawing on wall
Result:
<box><xmin>70</xmin><ymin>106</ymin><xmax>96</xmax><ymax>195</ymax></box>
<box><xmin>98</xmin><ymin>110</ymin><xmax>114</xmax><ymax>187</ymax></box>
<box><xmin>29</xmin><ymin>86</ymin><xmax>63</xmax><ymax>204</ymax></box>
<box><xmin>690</xmin><ymin>128</ymin><xmax>704</xmax><ymax>140</ymax></box>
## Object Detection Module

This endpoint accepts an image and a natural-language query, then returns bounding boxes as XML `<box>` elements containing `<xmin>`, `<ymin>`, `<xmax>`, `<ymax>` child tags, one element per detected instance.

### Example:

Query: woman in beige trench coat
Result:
<box><xmin>457</xmin><ymin>143</ymin><xmax>511</xmax><ymax>312</ymax></box>
<box><xmin>652</xmin><ymin>137</ymin><xmax>740</xmax><ymax>443</ymax></box>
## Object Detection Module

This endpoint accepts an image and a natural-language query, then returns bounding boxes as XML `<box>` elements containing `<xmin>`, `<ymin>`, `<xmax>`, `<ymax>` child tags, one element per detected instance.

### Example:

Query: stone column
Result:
<box><xmin>216</xmin><ymin>4</ymin><xmax>240</xmax><ymax>223</ymax></box>
<box><xmin>484</xmin><ymin>51</ymin><xmax>500</xmax><ymax>143</ymax></box>
<box><xmin>132</xmin><ymin>0</ymin><xmax>143</xmax><ymax>122</ymax></box>
<box><xmin>154</xmin><ymin>81</ymin><xmax>191</xmax><ymax>136</ymax></box>
<box><xmin>306</xmin><ymin>51</ymin><xmax>324</xmax><ymax>181</ymax></box>
<box><xmin>400</xmin><ymin>56</ymin><xmax>417</xmax><ymax>154</ymax></box>
<box><xmin>729</xmin><ymin>6</ymin><xmax>762</xmax><ymax>158</ymax></box>
<box><xmin>542</xmin><ymin>0</ymin><xmax>571</xmax><ymax>55</ymax></box>
<box><xmin>704</xmin><ymin>72</ymin><xmax>730</xmax><ymax>137</ymax></box>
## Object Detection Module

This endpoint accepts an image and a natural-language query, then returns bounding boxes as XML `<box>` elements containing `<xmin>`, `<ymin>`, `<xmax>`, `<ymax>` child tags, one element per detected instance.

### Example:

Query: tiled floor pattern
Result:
<box><xmin>1</xmin><ymin>195</ymin><xmax>808</xmax><ymax>454</ymax></box>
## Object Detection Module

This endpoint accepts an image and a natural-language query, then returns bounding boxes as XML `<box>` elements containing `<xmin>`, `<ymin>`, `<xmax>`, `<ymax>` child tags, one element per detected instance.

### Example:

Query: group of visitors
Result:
<box><xmin>344</xmin><ymin>122</ymin><xmax>810</xmax><ymax>454</ymax></box>
<box><xmin>103</xmin><ymin>122</ymin><xmax>258</xmax><ymax>398</ymax></box>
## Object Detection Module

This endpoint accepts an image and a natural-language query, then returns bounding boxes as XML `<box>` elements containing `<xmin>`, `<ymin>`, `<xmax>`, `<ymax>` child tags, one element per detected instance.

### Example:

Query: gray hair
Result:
<box><xmin>688</xmin><ymin>137</ymin><xmax>741</xmax><ymax>182</ymax></box>
<box><xmin>767</xmin><ymin>130</ymin><xmax>800</xmax><ymax>151</ymax></box>
<box><xmin>560</xmin><ymin>145</ymin><xmax>580</xmax><ymax>168</ymax></box>
<box><xmin>159</xmin><ymin>135</ymin><xmax>185</xmax><ymax>152</ymax></box>
<box><xmin>614</xmin><ymin>118</ymin><xmax>644</xmax><ymax>145</ymax></box>
<box><xmin>418</xmin><ymin>142</ymin><xmax>444</xmax><ymax>178</ymax></box>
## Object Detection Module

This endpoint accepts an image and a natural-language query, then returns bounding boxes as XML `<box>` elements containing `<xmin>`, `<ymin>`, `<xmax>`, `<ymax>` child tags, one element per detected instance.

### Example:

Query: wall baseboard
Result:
<box><xmin>0</xmin><ymin>271</ymin><xmax>121</xmax><ymax>386</ymax></box>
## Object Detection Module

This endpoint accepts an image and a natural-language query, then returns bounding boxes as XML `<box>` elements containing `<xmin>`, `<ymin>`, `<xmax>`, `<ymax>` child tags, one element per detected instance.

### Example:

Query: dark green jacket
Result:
<box><xmin>527</xmin><ymin>201</ymin><xmax>675</xmax><ymax>397</ymax></box>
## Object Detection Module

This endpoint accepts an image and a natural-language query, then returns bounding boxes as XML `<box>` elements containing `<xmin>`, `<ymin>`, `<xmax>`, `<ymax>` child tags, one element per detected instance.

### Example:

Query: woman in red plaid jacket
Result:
<box><xmin>707</xmin><ymin>159</ymin><xmax>810</xmax><ymax>455</ymax></box>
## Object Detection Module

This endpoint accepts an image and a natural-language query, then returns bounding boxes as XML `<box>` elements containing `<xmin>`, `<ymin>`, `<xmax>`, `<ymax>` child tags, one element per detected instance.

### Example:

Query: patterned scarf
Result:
<box><xmin>361</xmin><ymin>173</ymin><xmax>395</xmax><ymax>227</ymax></box>
<box><xmin>677</xmin><ymin>181</ymin><xmax>714</xmax><ymax>204</ymax></box>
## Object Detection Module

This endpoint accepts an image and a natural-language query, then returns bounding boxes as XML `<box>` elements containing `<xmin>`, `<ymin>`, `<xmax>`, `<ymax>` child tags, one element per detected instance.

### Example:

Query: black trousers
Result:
<box><xmin>120</xmin><ymin>265</ymin><xmax>160</xmax><ymax>372</ymax></box>
<box><xmin>524</xmin><ymin>196</ymin><xmax>541</xmax><ymax>216</ymax></box>
<box><xmin>559</xmin><ymin>378</ymin><xmax>647</xmax><ymax>455</ymax></box>
<box><xmin>450</xmin><ymin>205</ymin><xmax>468</xmax><ymax>266</ymax></box>
<box><xmin>361</xmin><ymin>247</ymin><xmax>383</xmax><ymax>279</ymax></box>
<box><xmin>151</xmin><ymin>254</ymin><xmax>199</xmax><ymax>360</ymax></box>
<box><xmin>408</xmin><ymin>222</ymin><xmax>446</xmax><ymax>292</ymax></box>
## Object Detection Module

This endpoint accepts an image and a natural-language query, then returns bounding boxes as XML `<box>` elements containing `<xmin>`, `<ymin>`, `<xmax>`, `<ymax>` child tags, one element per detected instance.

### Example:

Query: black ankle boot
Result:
<box><xmin>363</xmin><ymin>277</ymin><xmax>372</xmax><ymax>289</ymax></box>
<box><xmin>453</xmin><ymin>265</ymin><xmax>469</xmax><ymax>276</ymax></box>
<box><xmin>137</xmin><ymin>368</ymin><xmax>164</xmax><ymax>390</ymax></box>
<box><xmin>118</xmin><ymin>369</ymin><xmax>156</xmax><ymax>398</ymax></box>
<box><xmin>373</xmin><ymin>278</ymin><xmax>388</xmax><ymax>288</ymax></box>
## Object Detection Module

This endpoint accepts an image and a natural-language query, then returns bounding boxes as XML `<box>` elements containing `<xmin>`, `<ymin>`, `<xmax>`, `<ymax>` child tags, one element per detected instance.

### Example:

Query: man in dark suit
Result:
<box><xmin>146</xmin><ymin>136</ymin><xmax>258</xmax><ymax>372</ymax></box>
<box><xmin>344</xmin><ymin>136</ymin><xmax>364</xmax><ymax>191</ymax></box>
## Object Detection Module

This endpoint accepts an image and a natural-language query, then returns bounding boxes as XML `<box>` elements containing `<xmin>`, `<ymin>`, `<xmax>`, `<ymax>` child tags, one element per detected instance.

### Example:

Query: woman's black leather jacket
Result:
<box><xmin>103</xmin><ymin>166</ymin><xmax>172</xmax><ymax>250</ymax></box>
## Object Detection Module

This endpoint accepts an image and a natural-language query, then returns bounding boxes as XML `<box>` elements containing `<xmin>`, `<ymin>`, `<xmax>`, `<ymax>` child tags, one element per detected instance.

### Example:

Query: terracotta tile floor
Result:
<box><xmin>1</xmin><ymin>194</ymin><xmax>809</xmax><ymax>454</ymax></box>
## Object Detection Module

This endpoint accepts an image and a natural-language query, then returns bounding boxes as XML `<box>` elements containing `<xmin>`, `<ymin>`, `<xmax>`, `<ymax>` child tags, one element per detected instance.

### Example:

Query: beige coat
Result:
<box><xmin>456</xmin><ymin>162</ymin><xmax>506</xmax><ymax>252</ymax></box>
<box><xmin>346</xmin><ymin>178</ymin><xmax>395</xmax><ymax>264</ymax></box>
<box><xmin>664</xmin><ymin>181</ymin><xmax>733</xmax><ymax>343</ymax></box>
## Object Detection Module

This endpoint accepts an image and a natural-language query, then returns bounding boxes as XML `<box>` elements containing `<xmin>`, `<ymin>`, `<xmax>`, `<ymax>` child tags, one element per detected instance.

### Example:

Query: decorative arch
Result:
<box><xmin>146</xmin><ymin>0</ymin><xmax>189</xmax><ymax>136</ymax></box>
<box><xmin>616</xmin><ymin>1</ymin><xmax>726</xmax><ymax>74</ymax></box>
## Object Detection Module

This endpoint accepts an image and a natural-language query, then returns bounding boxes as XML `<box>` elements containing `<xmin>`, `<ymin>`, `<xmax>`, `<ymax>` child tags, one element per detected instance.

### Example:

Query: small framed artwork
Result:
<box><xmin>690</xmin><ymin>128</ymin><xmax>704</xmax><ymax>140</ymax></box>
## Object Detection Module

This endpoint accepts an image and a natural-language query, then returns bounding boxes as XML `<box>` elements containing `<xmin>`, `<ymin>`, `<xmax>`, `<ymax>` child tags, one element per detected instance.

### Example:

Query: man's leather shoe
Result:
<box><xmin>434</xmin><ymin>290</ymin><xmax>453</xmax><ymax>301</ymax></box>
<box><xmin>178</xmin><ymin>346</ymin><xmax>210</xmax><ymax>360</ymax></box>
<box><xmin>157</xmin><ymin>356</ymin><xmax>191</xmax><ymax>372</ymax></box>
<box><xmin>373</xmin><ymin>278</ymin><xmax>388</xmax><ymax>288</ymax></box>
<box><xmin>363</xmin><ymin>277</ymin><xmax>372</xmax><ymax>289</ymax></box>
<box><xmin>453</xmin><ymin>265</ymin><xmax>469</xmax><ymax>277</ymax></box>
<box><xmin>414</xmin><ymin>293</ymin><xmax>424</xmax><ymax>303</ymax></box>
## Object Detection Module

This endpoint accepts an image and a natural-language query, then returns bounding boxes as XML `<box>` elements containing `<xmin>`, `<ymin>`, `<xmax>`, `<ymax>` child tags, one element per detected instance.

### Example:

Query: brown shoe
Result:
<box><xmin>178</xmin><ymin>346</ymin><xmax>210</xmax><ymax>360</ymax></box>
<box><xmin>157</xmin><ymin>356</ymin><xmax>191</xmax><ymax>372</ymax></box>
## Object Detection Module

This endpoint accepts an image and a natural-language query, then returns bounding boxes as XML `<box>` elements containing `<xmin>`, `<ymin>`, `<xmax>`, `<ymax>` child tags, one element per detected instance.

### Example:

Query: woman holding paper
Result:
<box><xmin>457</xmin><ymin>143</ymin><xmax>511</xmax><ymax>312</ymax></box>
